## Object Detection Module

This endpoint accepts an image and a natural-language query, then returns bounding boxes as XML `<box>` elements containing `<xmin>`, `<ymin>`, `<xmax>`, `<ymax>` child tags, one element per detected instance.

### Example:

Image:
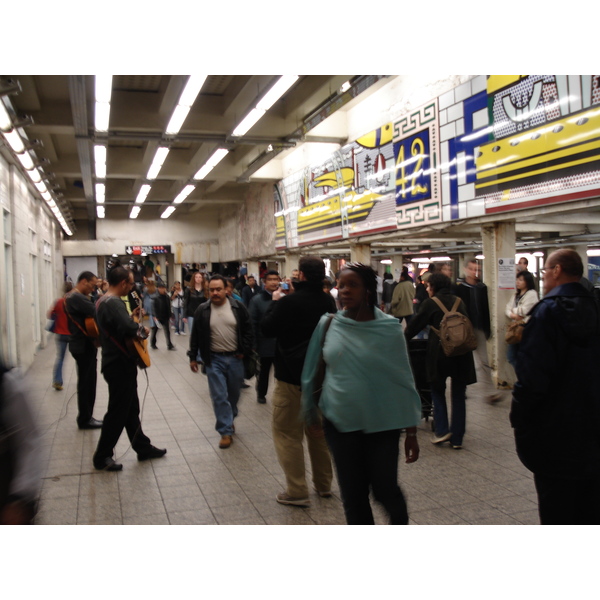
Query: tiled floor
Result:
<box><xmin>29</xmin><ymin>331</ymin><xmax>539</xmax><ymax>525</ymax></box>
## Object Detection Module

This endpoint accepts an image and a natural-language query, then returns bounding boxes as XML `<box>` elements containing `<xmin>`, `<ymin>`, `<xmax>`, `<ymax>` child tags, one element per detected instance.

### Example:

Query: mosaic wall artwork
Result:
<box><xmin>274</xmin><ymin>75</ymin><xmax>600</xmax><ymax>249</ymax></box>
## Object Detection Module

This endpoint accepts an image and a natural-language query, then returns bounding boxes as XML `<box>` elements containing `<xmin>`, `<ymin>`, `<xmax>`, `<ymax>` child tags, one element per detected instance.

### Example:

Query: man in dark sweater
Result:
<box><xmin>261</xmin><ymin>256</ymin><xmax>336</xmax><ymax>507</ymax></box>
<box><xmin>151</xmin><ymin>281</ymin><xmax>175</xmax><ymax>350</ymax></box>
<box><xmin>93</xmin><ymin>267</ymin><xmax>166</xmax><ymax>471</ymax></box>
<box><xmin>64</xmin><ymin>271</ymin><xmax>103</xmax><ymax>430</ymax></box>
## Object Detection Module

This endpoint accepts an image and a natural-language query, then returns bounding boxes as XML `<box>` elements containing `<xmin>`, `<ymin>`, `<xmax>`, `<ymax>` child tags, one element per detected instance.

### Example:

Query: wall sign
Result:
<box><xmin>126</xmin><ymin>245</ymin><xmax>171</xmax><ymax>255</ymax></box>
<box><xmin>498</xmin><ymin>258</ymin><xmax>516</xmax><ymax>290</ymax></box>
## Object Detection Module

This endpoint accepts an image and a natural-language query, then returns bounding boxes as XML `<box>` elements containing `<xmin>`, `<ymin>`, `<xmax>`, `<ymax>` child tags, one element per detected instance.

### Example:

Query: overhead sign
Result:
<box><xmin>126</xmin><ymin>245</ymin><xmax>171</xmax><ymax>255</ymax></box>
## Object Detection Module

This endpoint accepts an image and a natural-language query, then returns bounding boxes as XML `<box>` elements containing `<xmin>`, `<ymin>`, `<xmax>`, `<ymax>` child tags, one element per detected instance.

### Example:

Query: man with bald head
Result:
<box><xmin>510</xmin><ymin>249</ymin><xmax>600</xmax><ymax>524</ymax></box>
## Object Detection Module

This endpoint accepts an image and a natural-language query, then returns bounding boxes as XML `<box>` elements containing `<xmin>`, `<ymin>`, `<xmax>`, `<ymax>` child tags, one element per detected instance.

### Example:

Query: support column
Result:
<box><xmin>481</xmin><ymin>221</ymin><xmax>516</xmax><ymax>388</ymax></box>
<box><xmin>572</xmin><ymin>245</ymin><xmax>588</xmax><ymax>278</ymax></box>
<box><xmin>390</xmin><ymin>255</ymin><xmax>404</xmax><ymax>281</ymax></box>
<box><xmin>284</xmin><ymin>251</ymin><xmax>300</xmax><ymax>278</ymax></box>
<box><xmin>350</xmin><ymin>243</ymin><xmax>371</xmax><ymax>265</ymax></box>
<box><xmin>246</xmin><ymin>260</ymin><xmax>259</xmax><ymax>279</ymax></box>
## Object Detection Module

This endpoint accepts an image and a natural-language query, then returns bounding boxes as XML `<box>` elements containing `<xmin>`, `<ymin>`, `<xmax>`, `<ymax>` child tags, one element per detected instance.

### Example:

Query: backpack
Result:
<box><xmin>430</xmin><ymin>296</ymin><xmax>478</xmax><ymax>357</ymax></box>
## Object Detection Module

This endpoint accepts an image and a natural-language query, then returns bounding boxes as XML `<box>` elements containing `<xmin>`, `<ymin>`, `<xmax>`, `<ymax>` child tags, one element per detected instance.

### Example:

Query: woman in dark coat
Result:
<box><xmin>404</xmin><ymin>273</ymin><xmax>476</xmax><ymax>449</ymax></box>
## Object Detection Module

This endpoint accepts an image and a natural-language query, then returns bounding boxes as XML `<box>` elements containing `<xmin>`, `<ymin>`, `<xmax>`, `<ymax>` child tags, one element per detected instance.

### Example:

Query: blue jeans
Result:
<box><xmin>205</xmin><ymin>353</ymin><xmax>244</xmax><ymax>435</ymax></box>
<box><xmin>430</xmin><ymin>378</ymin><xmax>466</xmax><ymax>446</ymax></box>
<box><xmin>173</xmin><ymin>307</ymin><xmax>183</xmax><ymax>333</ymax></box>
<box><xmin>507</xmin><ymin>343</ymin><xmax>519</xmax><ymax>368</ymax></box>
<box><xmin>53</xmin><ymin>334</ymin><xmax>70</xmax><ymax>385</ymax></box>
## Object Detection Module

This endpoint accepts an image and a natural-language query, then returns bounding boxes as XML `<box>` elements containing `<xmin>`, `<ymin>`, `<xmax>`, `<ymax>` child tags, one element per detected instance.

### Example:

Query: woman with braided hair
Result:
<box><xmin>302</xmin><ymin>262</ymin><xmax>421</xmax><ymax>525</ymax></box>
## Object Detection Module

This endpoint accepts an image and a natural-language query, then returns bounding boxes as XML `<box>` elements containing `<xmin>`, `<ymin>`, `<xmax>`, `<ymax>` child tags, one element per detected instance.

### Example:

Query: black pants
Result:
<box><xmin>534</xmin><ymin>473</ymin><xmax>600</xmax><ymax>525</ymax></box>
<box><xmin>150</xmin><ymin>319</ymin><xmax>173</xmax><ymax>348</ymax></box>
<box><xmin>71</xmin><ymin>344</ymin><xmax>97</xmax><ymax>426</ymax></box>
<box><xmin>256</xmin><ymin>356</ymin><xmax>273</xmax><ymax>399</ymax></box>
<box><xmin>323</xmin><ymin>418</ymin><xmax>408</xmax><ymax>525</ymax></box>
<box><xmin>94</xmin><ymin>360</ymin><xmax>152</xmax><ymax>462</ymax></box>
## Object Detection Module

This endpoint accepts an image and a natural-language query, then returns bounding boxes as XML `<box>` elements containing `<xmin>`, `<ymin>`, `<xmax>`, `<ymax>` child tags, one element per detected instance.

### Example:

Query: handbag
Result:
<box><xmin>312</xmin><ymin>315</ymin><xmax>334</xmax><ymax>406</ymax></box>
<box><xmin>243</xmin><ymin>349</ymin><xmax>260</xmax><ymax>380</ymax></box>
<box><xmin>505</xmin><ymin>319</ymin><xmax>525</xmax><ymax>345</ymax></box>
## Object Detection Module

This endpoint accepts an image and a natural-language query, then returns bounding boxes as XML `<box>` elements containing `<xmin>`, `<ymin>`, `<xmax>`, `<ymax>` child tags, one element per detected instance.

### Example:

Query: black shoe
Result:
<box><xmin>137</xmin><ymin>446</ymin><xmax>167</xmax><ymax>461</ymax></box>
<box><xmin>78</xmin><ymin>418</ymin><xmax>103</xmax><ymax>430</ymax></box>
<box><xmin>168</xmin><ymin>345</ymin><xmax>176</xmax><ymax>351</ymax></box>
<box><xmin>241</xmin><ymin>382</ymin><xmax>250</xmax><ymax>388</ymax></box>
<box><xmin>257</xmin><ymin>396</ymin><xmax>267</xmax><ymax>404</ymax></box>
<box><xmin>151</xmin><ymin>345</ymin><xmax>158</xmax><ymax>350</ymax></box>
<box><xmin>93</xmin><ymin>457</ymin><xmax>123</xmax><ymax>471</ymax></box>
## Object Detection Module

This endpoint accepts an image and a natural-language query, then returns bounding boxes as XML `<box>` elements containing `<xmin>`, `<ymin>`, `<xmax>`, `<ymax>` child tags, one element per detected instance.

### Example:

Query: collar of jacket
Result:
<box><xmin>292</xmin><ymin>280</ymin><xmax>323</xmax><ymax>292</ymax></box>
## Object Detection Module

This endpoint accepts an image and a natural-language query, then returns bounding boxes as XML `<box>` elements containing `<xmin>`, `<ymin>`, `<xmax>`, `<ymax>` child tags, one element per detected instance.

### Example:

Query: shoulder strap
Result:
<box><xmin>451</xmin><ymin>297</ymin><xmax>461</xmax><ymax>312</ymax></box>
<box><xmin>321</xmin><ymin>313</ymin><xmax>334</xmax><ymax>347</ymax></box>
<box><xmin>431</xmin><ymin>296</ymin><xmax>449</xmax><ymax>314</ymax></box>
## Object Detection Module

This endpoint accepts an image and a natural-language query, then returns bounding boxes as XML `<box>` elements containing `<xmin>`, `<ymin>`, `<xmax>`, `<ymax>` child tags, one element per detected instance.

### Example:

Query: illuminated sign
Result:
<box><xmin>125</xmin><ymin>245</ymin><xmax>171</xmax><ymax>255</ymax></box>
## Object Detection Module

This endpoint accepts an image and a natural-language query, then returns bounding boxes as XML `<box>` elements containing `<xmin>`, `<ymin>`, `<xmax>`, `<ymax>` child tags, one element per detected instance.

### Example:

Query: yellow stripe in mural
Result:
<box><xmin>475</xmin><ymin>154</ymin><xmax>600</xmax><ymax>190</ymax></box>
<box><xmin>486</xmin><ymin>76</ymin><xmax>527</xmax><ymax>95</ymax></box>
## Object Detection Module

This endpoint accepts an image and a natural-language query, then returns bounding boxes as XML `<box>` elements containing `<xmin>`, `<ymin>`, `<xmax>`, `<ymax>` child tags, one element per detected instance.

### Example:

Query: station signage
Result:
<box><xmin>125</xmin><ymin>245</ymin><xmax>171</xmax><ymax>255</ymax></box>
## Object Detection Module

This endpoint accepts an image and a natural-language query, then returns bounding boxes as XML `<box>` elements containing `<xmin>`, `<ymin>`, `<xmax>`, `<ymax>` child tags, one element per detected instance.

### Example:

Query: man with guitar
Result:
<box><xmin>93</xmin><ymin>267</ymin><xmax>166</xmax><ymax>471</ymax></box>
<box><xmin>65</xmin><ymin>271</ymin><xmax>103</xmax><ymax>430</ymax></box>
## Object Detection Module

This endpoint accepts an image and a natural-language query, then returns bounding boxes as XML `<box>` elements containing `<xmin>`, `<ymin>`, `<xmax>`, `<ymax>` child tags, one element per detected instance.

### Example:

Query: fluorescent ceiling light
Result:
<box><xmin>3</xmin><ymin>129</ymin><xmax>25</xmax><ymax>153</ymax></box>
<box><xmin>380</xmin><ymin>259</ymin><xmax>392</xmax><ymax>264</ymax></box>
<box><xmin>135</xmin><ymin>184</ymin><xmax>152</xmax><ymax>204</ymax></box>
<box><xmin>146</xmin><ymin>147</ymin><xmax>170</xmax><ymax>180</ymax></box>
<box><xmin>129</xmin><ymin>206</ymin><xmax>141</xmax><ymax>219</ymax></box>
<box><xmin>193</xmin><ymin>148</ymin><xmax>229</xmax><ymax>180</ymax></box>
<box><xmin>587</xmin><ymin>249</ymin><xmax>600</xmax><ymax>257</ymax></box>
<box><xmin>0</xmin><ymin>102</ymin><xmax>12</xmax><ymax>131</ymax></box>
<box><xmin>28</xmin><ymin>168</ymin><xmax>42</xmax><ymax>183</ymax></box>
<box><xmin>532</xmin><ymin>252</ymin><xmax>544</xmax><ymax>257</ymax></box>
<box><xmin>173</xmin><ymin>184</ymin><xmax>196</xmax><ymax>204</ymax></box>
<box><xmin>95</xmin><ymin>183</ymin><xmax>105</xmax><ymax>204</ymax></box>
<box><xmin>165</xmin><ymin>105</ymin><xmax>191</xmax><ymax>135</ymax></box>
<box><xmin>94</xmin><ymin>145</ymin><xmax>107</xmax><ymax>178</ymax></box>
<box><xmin>161</xmin><ymin>206</ymin><xmax>176</xmax><ymax>219</ymax></box>
<box><xmin>35</xmin><ymin>181</ymin><xmax>48</xmax><ymax>194</ymax></box>
<box><xmin>231</xmin><ymin>107</ymin><xmax>265</xmax><ymax>137</ymax></box>
<box><xmin>17</xmin><ymin>152</ymin><xmax>34</xmax><ymax>170</ymax></box>
<box><xmin>95</xmin><ymin>75</ymin><xmax>113</xmax><ymax>103</ymax></box>
<box><xmin>475</xmin><ymin>254</ymin><xmax>485</xmax><ymax>260</ymax></box>
<box><xmin>95</xmin><ymin>102</ymin><xmax>111</xmax><ymax>132</ymax></box>
<box><xmin>179</xmin><ymin>75</ymin><xmax>208</xmax><ymax>107</ymax></box>
<box><xmin>429</xmin><ymin>256</ymin><xmax>452</xmax><ymax>261</ymax></box>
<box><xmin>340</xmin><ymin>81</ymin><xmax>351</xmax><ymax>93</ymax></box>
<box><xmin>97</xmin><ymin>205</ymin><xmax>105</xmax><ymax>218</ymax></box>
<box><xmin>256</xmin><ymin>75</ymin><xmax>299</xmax><ymax>111</ymax></box>
<box><xmin>41</xmin><ymin>191</ymin><xmax>52</xmax><ymax>202</ymax></box>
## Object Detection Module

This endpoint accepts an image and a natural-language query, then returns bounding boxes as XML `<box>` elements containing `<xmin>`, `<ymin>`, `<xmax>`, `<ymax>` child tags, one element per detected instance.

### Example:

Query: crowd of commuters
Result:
<box><xmin>25</xmin><ymin>248</ymin><xmax>599</xmax><ymax>526</ymax></box>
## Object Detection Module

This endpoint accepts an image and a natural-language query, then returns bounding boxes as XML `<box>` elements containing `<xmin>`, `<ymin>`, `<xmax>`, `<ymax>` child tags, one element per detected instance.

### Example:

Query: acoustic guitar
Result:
<box><xmin>127</xmin><ymin>290</ymin><xmax>151</xmax><ymax>369</ymax></box>
<box><xmin>85</xmin><ymin>317</ymin><xmax>101</xmax><ymax>347</ymax></box>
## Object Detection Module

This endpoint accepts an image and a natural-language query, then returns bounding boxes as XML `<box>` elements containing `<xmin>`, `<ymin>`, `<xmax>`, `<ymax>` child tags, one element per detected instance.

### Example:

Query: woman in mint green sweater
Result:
<box><xmin>302</xmin><ymin>263</ymin><xmax>421</xmax><ymax>524</ymax></box>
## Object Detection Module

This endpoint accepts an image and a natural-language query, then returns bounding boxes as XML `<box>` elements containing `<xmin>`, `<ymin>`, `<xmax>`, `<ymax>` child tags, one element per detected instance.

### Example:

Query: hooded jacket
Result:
<box><xmin>510</xmin><ymin>282</ymin><xmax>600</xmax><ymax>479</ymax></box>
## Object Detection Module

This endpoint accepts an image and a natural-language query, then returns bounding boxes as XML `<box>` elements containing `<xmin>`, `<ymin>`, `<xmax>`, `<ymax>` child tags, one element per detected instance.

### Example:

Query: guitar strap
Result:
<box><xmin>64</xmin><ymin>292</ymin><xmax>94</xmax><ymax>338</ymax></box>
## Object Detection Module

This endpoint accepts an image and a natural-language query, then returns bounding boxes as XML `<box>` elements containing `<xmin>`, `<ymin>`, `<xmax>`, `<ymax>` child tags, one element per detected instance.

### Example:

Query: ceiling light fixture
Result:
<box><xmin>95</xmin><ymin>183</ymin><xmax>105</xmax><ymax>204</ymax></box>
<box><xmin>165</xmin><ymin>75</ymin><xmax>208</xmax><ymax>135</ymax></box>
<box><xmin>97</xmin><ymin>205</ymin><xmax>105</xmax><ymax>218</ymax></box>
<box><xmin>0</xmin><ymin>101</ymin><xmax>12</xmax><ymax>131</ymax></box>
<box><xmin>16</xmin><ymin>151</ymin><xmax>34</xmax><ymax>170</ymax></box>
<box><xmin>146</xmin><ymin>147</ymin><xmax>170</xmax><ymax>180</ymax></box>
<box><xmin>135</xmin><ymin>184</ymin><xmax>152</xmax><ymax>204</ymax></box>
<box><xmin>94</xmin><ymin>75</ymin><xmax>113</xmax><ymax>132</ymax></box>
<box><xmin>193</xmin><ymin>148</ymin><xmax>229</xmax><ymax>180</ymax></box>
<box><xmin>3</xmin><ymin>128</ymin><xmax>25</xmax><ymax>153</ymax></box>
<box><xmin>129</xmin><ymin>205</ymin><xmax>141</xmax><ymax>219</ymax></box>
<box><xmin>94</xmin><ymin>145</ymin><xmax>107</xmax><ymax>179</ymax></box>
<box><xmin>173</xmin><ymin>184</ymin><xmax>196</xmax><ymax>204</ymax></box>
<box><xmin>161</xmin><ymin>206</ymin><xmax>176</xmax><ymax>219</ymax></box>
<box><xmin>231</xmin><ymin>75</ymin><xmax>299</xmax><ymax>137</ymax></box>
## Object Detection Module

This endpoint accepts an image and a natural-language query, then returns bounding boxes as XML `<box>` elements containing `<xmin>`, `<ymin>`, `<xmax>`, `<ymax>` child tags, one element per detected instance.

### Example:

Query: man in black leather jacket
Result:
<box><xmin>510</xmin><ymin>249</ymin><xmax>600</xmax><ymax>524</ymax></box>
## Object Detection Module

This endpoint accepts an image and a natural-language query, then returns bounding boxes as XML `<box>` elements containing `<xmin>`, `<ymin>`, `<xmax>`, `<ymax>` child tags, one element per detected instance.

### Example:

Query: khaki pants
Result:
<box><xmin>271</xmin><ymin>380</ymin><xmax>333</xmax><ymax>498</ymax></box>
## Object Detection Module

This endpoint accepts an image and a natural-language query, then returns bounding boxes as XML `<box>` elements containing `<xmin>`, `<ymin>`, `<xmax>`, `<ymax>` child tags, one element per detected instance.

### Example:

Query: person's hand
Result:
<box><xmin>183</xmin><ymin>317</ymin><xmax>188</xmax><ymax>323</ymax></box>
<box><xmin>272</xmin><ymin>288</ymin><xmax>285</xmax><ymax>301</ymax></box>
<box><xmin>132</xmin><ymin>305</ymin><xmax>141</xmax><ymax>318</ymax></box>
<box><xmin>405</xmin><ymin>434</ymin><xmax>420</xmax><ymax>463</ymax></box>
<box><xmin>190</xmin><ymin>361</ymin><xmax>199</xmax><ymax>373</ymax></box>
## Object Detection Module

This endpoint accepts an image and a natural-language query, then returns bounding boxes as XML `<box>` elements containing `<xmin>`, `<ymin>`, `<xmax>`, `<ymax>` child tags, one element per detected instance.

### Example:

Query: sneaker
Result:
<box><xmin>431</xmin><ymin>432</ymin><xmax>452</xmax><ymax>445</ymax></box>
<box><xmin>219</xmin><ymin>435</ymin><xmax>233</xmax><ymax>449</ymax></box>
<box><xmin>52</xmin><ymin>382</ymin><xmax>63</xmax><ymax>390</ymax></box>
<box><xmin>315</xmin><ymin>489</ymin><xmax>332</xmax><ymax>498</ymax></box>
<box><xmin>175</xmin><ymin>331</ymin><xmax>180</xmax><ymax>335</ymax></box>
<box><xmin>487</xmin><ymin>393</ymin><xmax>503</xmax><ymax>404</ymax></box>
<box><xmin>257</xmin><ymin>396</ymin><xmax>267</xmax><ymax>404</ymax></box>
<box><xmin>276</xmin><ymin>492</ymin><xmax>311</xmax><ymax>507</ymax></box>
<box><xmin>452</xmin><ymin>444</ymin><xmax>463</xmax><ymax>450</ymax></box>
<box><xmin>180</xmin><ymin>331</ymin><xmax>186</xmax><ymax>336</ymax></box>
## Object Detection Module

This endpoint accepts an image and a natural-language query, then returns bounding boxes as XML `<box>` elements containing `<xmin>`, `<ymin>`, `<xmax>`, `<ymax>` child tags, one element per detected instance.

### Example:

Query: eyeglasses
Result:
<box><xmin>540</xmin><ymin>265</ymin><xmax>558</xmax><ymax>275</ymax></box>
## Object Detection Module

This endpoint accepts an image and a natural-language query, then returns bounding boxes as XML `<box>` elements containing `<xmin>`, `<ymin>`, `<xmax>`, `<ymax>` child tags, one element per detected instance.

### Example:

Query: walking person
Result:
<box><xmin>261</xmin><ymin>256</ymin><xmax>336</xmax><ymax>507</ymax></box>
<box><xmin>302</xmin><ymin>263</ymin><xmax>421</xmax><ymax>525</ymax></box>
<box><xmin>405</xmin><ymin>272</ymin><xmax>476</xmax><ymax>449</ymax></box>
<box><xmin>249</xmin><ymin>270</ymin><xmax>280</xmax><ymax>404</ymax></box>
<box><xmin>454</xmin><ymin>259</ymin><xmax>502</xmax><ymax>403</ymax></box>
<box><xmin>171</xmin><ymin>281</ymin><xmax>185</xmax><ymax>335</ymax></box>
<box><xmin>151</xmin><ymin>282</ymin><xmax>175</xmax><ymax>350</ymax></box>
<box><xmin>48</xmin><ymin>281</ymin><xmax>73</xmax><ymax>391</ymax></box>
<box><xmin>390</xmin><ymin>270</ymin><xmax>415</xmax><ymax>325</ymax></box>
<box><xmin>183</xmin><ymin>271</ymin><xmax>208</xmax><ymax>337</ymax></box>
<box><xmin>188</xmin><ymin>275</ymin><xmax>254</xmax><ymax>449</ymax></box>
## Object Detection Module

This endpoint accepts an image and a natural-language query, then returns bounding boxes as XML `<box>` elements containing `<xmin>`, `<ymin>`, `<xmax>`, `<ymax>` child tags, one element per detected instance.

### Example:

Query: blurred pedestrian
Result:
<box><xmin>48</xmin><ymin>281</ymin><xmax>73</xmax><ymax>391</ymax></box>
<box><xmin>505</xmin><ymin>270</ymin><xmax>538</xmax><ymax>368</ymax></box>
